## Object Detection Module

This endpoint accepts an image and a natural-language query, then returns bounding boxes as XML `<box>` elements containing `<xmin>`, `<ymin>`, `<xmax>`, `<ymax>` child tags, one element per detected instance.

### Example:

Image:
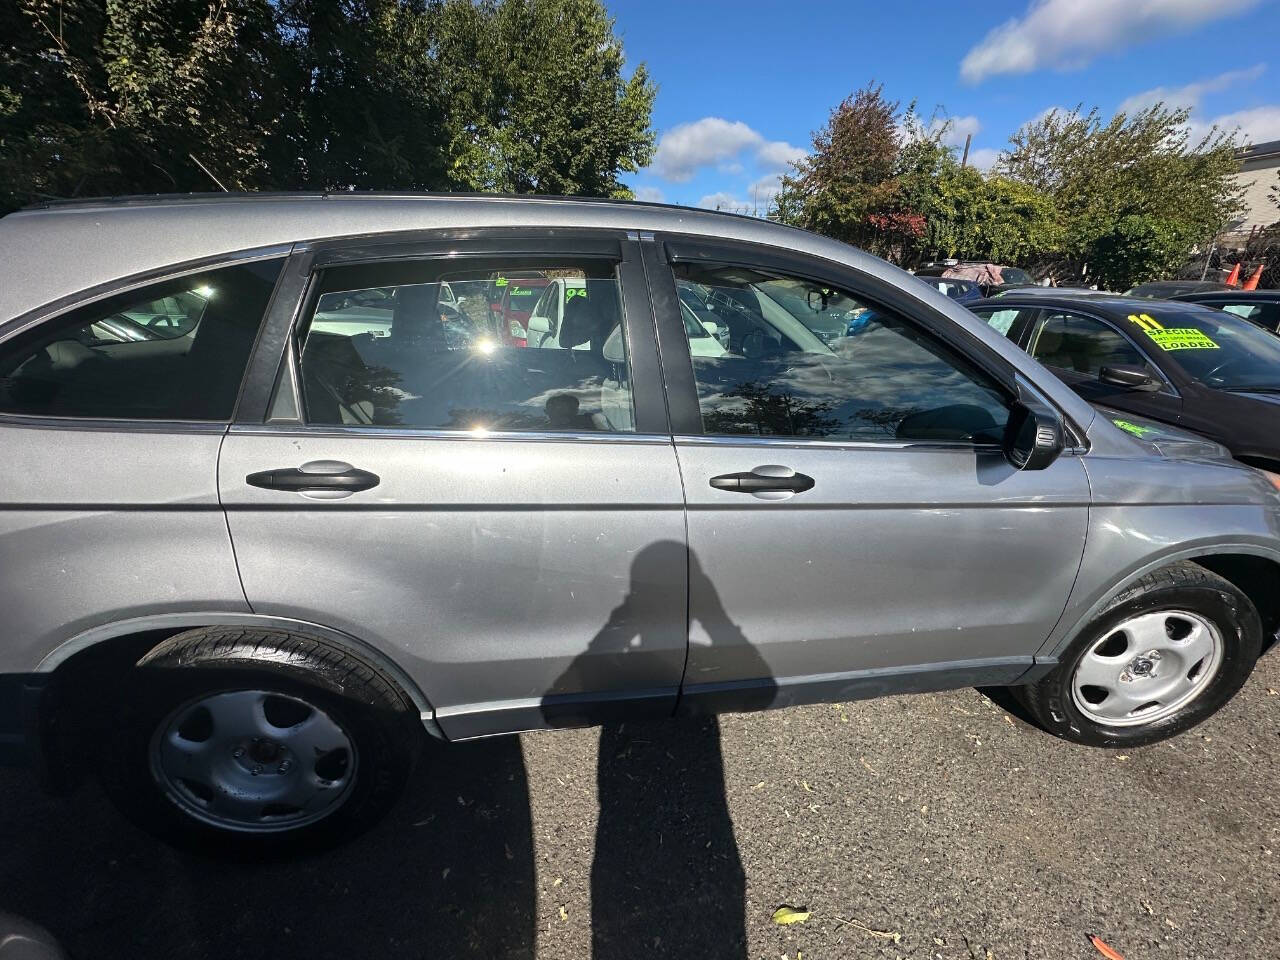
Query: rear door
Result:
<box><xmin>219</xmin><ymin>233</ymin><xmax>687</xmax><ymax>739</ymax></box>
<box><xmin>0</xmin><ymin>255</ymin><xmax>285</xmax><ymax>673</ymax></box>
<box><xmin>641</xmin><ymin>238</ymin><xmax>1091</xmax><ymax>711</ymax></box>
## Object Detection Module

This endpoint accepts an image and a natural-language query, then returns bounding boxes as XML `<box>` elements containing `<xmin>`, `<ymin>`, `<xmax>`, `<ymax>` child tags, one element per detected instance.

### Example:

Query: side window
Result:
<box><xmin>673</xmin><ymin>264</ymin><xmax>1010</xmax><ymax>443</ymax></box>
<box><xmin>297</xmin><ymin>262</ymin><xmax>635</xmax><ymax>433</ymax></box>
<box><xmin>973</xmin><ymin>307</ymin><xmax>1030</xmax><ymax>338</ymax></box>
<box><xmin>0</xmin><ymin>259</ymin><xmax>283</xmax><ymax>420</ymax></box>
<box><xmin>1030</xmin><ymin>312</ymin><xmax>1146</xmax><ymax>377</ymax></box>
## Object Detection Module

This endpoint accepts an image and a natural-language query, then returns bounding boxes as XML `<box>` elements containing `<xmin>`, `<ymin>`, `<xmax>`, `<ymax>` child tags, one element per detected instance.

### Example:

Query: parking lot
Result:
<box><xmin>0</xmin><ymin>651</ymin><xmax>1275</xmax><ymax>960</ymax></box>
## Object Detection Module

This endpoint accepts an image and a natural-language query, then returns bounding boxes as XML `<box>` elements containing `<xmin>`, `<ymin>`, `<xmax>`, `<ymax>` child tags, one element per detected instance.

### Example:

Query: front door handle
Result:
<box><xmin>709</xmin><ymin>466</ymin><xmax>815</xmax><ymax>494</ymax></box>
<box><xmin>246</xmin><ymin>460</ymin><xmax>380</xmax><ymax>493</ymax></box>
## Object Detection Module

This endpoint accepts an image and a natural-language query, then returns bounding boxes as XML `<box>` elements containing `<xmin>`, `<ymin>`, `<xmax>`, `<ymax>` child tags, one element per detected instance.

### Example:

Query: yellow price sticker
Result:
<box><xmin>1145</xmin><ymin>328</ymin><xmax>1219</xmax><ymax>351</ymax></box>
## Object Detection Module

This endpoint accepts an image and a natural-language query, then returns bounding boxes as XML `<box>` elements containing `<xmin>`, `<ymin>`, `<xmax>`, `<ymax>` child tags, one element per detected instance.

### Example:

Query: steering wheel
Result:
<box><xmin>1197</xmin><ymin>356</ymin><xmax>1246</xmax><ymax>386</ymax></box>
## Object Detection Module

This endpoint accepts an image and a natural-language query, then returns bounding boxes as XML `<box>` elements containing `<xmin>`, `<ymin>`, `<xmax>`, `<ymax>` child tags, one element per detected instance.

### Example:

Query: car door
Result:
<box><xmin>639</xmin><ymin>238</ymin><xmax>1091</xmax><ymax>711</ymax></box>
<box><xmin>0</xmin><ymin>255</ymin><xmax>285</xmax><ymax>675</ymax></box>
<box><xmin>1021</xmin><ymin>307</ymin><xmax>1183</xmax><ymax>425</ymax></box>
<box><xmin>218</xmin><ymin>234</ymin><xmax>687</xmax><ymax>739</ymax></box>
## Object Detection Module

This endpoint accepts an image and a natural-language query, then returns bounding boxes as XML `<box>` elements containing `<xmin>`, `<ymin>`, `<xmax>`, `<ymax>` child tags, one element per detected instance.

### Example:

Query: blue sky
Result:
<box><xmin>610</xmin><ymin>0</ymin><xmax>1280</xmax><ymax>211</ymax></box>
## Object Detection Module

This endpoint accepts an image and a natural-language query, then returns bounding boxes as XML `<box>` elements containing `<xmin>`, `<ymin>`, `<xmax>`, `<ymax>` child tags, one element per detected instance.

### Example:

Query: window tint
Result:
<box><xmin>298</xmin><ymin>262</ymin><xmax>635</xmax><ymax>433</ymax></box>
<box><xmin>0</xmin><ymin>259</ymin><xmax>283</xmax><ymax>420</ymax></box>
<box><xmin>1218</xmin><ymin>302</ymin><xmax>1280</xmax><ymax>332</ymax></box>
<box><xmin>1030</xmin><ymin>312</ymin><xmax>1146</xmax><ymax>376</ymax></box>
<box><xmin>674</xmin><ymin>264</ymin><xmax>1010</xmax><ymax>443</ymax></box>
<box><xmin>974</xmin><ymin>308</ymin><xmax>1024</xmax><ymax>337</ymax></box>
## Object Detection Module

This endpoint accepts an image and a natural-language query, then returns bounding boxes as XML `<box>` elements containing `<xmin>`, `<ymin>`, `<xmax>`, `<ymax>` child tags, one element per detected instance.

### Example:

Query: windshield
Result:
<box><xmin>1126</xmin><ymin>306</ymin><xmax>1280</xmax><ymax>390</ymax></box>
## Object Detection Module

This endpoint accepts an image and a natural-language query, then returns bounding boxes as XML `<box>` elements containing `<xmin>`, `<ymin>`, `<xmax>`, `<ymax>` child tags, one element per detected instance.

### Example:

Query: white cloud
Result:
<box><xmin>1186</xmin><ymin>105</ymin><xmax>1280</xmax><ymax>147</ymax></box>
<box><xmin>924</xmin><ymin>114</ymin><xmax>982</xmax><ymax>150</ymax></box>
<box><xmin>650</xmin><ymin>116</ymin><xmax>805</xmax><ymax>182</ymax></box>
<box><xmin>966</xmin><ymin>147</ymin><xmax>1001</xmax><ymax>172</ymax></box>
<box><xmin>960</xmin><ymin>0</ymin><xmax>1262</xmax><ymax>84</ymax></box>
<box><xmin>747</xmin><ymin>174</ymin><xmax>784</xmax><ymax>206</ymax></box>
<box><xmin>1118</xmin><ymin>64</ymin><xmax>1266</xmax><ymax>115</ymax></box>
<box><xmin>697</xmin><ymin>191</ymin><xmax>747</xmax><ymax>212</ymax></box>
<box><xmin>756</xmin><ymin>139</ymin><xmax>806</xmax><ymax>171</ymax></box>
<box><xmin>632</xmin><ymin>185</ymin><xmax>665</xmax><ymax>203</ymax></box>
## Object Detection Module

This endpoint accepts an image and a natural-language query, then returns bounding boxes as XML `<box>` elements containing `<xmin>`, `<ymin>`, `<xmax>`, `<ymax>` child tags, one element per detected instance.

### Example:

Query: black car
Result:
<box><xmin>1126</xmin><ymin>279</ymin><xmax>1234</xmax><ymax>298</ymax></box>
<box><xmin>1171</xmin><ymin>289</ymin><xmax>1280</xmax><ymax>335</ymax></box>
<box><xmin>970</xmin><ymin>293</ymin><xmax>1280</xmax><ymax>472</ymax></box>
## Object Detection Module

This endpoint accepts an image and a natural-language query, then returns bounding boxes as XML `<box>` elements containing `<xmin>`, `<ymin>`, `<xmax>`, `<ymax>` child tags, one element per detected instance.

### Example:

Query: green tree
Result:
<box><xmin>0</xmin><ymin>0</ymin><xmax>655</xmax><ymax>212</ymax></box>
<box><xmin>437</xmin><ymin>0</ymin><xmax>655</xmax><ymax>196</ymax></box>
<box><xmin>998</xmin><ymin>105</ymin><xmax>1244</xmax><ymax>288</ymax></box>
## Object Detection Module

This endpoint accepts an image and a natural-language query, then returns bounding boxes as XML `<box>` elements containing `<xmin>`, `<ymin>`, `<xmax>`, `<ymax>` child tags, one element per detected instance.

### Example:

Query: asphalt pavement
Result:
<box><xmin>1</xmin><ymin>653</ymin><xmax>1277</xmax><ymax>960</ymax></box>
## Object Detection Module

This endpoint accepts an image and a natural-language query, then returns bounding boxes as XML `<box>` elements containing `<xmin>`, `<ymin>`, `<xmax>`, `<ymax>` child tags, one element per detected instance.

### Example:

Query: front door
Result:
<box><xmin>643</xmin><ymin>240</ymin><xmax>1092</xmax><ymax>711</ymax></box>
<box><xmin>219</xmin><ymin>235</ymin><xmax>687</xmax><ymax>738</ymax></box>
<box><xmin>1023</xmin><ymin>308</ymin><xmax>1183</xmax><ymax>426</ymax></box>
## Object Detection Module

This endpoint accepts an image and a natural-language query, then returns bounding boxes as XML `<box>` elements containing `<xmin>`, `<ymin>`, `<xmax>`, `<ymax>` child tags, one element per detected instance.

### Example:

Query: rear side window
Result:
<box><xmin>0</xmin><ymin>259</ymin><xmax>283</xmax><ymax>420</ymax></box>
<box><xmin>297</xmin><ymin>261</ymin><xmax>635</xmax><ymax>433</ymax></box>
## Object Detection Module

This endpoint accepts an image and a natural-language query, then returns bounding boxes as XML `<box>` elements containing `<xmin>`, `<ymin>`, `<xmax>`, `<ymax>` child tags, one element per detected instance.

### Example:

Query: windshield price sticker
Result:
<box><xmin>1127</xmin><ymin>313</ymin><xmax>1218</xmax><ymax>351</ymax></box>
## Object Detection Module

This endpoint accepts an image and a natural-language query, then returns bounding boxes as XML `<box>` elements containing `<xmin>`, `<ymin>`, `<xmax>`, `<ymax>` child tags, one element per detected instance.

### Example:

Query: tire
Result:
<box><xmin>1019</xmin><ymin>561</ymin><xmax>1262</xmax><ymax>748</ymax></box>
<box><xmin>97</xmin><ymin>627</ymin><xmax>420</xmax><ymax>854</ymax></box>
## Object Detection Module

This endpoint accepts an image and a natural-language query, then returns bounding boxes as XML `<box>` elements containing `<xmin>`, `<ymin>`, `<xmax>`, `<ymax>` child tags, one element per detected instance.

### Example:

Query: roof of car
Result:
<box><xmin>1173</xmin><ymin>289</ymin><xmax>1279</xmax><ymax>301</ymax></box>
<box><xmin>970</xmin><ymin>292</ymin><xmax>1228</xmax><ymax>317</ymax></box>
<box><xmin>0</xmin><ymin>191</ymin><xmax>824</xmax><ymax>323</ymax></box>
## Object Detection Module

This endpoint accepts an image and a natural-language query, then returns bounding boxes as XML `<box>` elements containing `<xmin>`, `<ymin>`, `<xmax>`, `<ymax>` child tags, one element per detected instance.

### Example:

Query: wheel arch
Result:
<box><xmin>1040</xmin><ymin>541</ymin><xmax>1280</xmax><ymax>665</ymax></box>
<box><xmin>37</xmin><ymin>613</ymin><xmax>441</xmax><ymax>736</ymax></box>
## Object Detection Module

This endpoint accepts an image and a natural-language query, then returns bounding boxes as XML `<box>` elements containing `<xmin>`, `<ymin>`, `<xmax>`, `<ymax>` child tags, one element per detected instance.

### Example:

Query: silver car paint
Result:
<box><xmin>0</xmin><ymin>423</ymin><xmax>249</xmax><ymax>670</ymax></box>
<box><xmin>218</xmin><ymin>429</ymin><xmax>687</xmax><ymax>738</ymax></box>
<box><xmin>1</xmin><ymin>196</ymin><xmax>1279</xmax><ymax>743</ymax></box>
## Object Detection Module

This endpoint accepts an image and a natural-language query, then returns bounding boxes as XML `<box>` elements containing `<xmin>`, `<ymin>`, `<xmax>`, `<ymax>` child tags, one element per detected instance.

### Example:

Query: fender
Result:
<box><xmin>1035</xmin><ymin>539</ymin><xmax>1280</xmax><ymax>668</ymax></box>
<box><xmin>36</xmin><ymin>611</ymin><xmax>444</xmax><ymax>739</ymax></box>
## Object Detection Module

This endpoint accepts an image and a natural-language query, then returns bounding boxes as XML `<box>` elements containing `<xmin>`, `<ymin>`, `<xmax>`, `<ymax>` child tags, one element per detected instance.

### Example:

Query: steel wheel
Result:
<box><xmin>148</xmin><ymin>689</ymin><xmax>358</xmax><ymax>833</ymax></box>
<box><xmin>1070</xmin><ymin>609</ymin><xmax>1224</xmax><ymax>728</ymax></box>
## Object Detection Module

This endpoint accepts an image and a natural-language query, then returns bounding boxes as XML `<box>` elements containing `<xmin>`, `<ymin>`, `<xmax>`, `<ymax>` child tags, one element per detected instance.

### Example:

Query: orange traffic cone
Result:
<box><xmin>1242</xmin><ymin>264</ymin><xmax>1264</xmax><ymax>290</ymax></box>
<box><xmin>1224</xmin><ymin>262</ymin><xmax>1241</xmax><ymax>286</ymax></box>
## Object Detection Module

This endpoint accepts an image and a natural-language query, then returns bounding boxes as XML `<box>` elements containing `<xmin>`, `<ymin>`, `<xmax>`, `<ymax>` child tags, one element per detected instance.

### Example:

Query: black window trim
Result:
<box><xmin>650</xmin><ymin>234</ymin><xmax>1069</xmax><ymax>447</ymax></box>
<box><xmin>0</xmin><ymin>246</ymin><xmax>293</xmax><ymax>430</ymax></box>
<box><xmin>243</xmin><ymin>230</ymin><xmax>672</xmax><ymax>437</ymax></box>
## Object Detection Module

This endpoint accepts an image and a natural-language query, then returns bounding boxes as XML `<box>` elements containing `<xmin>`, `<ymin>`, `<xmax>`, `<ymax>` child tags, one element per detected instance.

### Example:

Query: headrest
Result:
<box><xmin>559</xmin><ymin>294</ymin><xmax>602</xmax><ymax>349</ymax></box>
<box><xmin>392</xmin><ymin>284</ymin><xmax>443</xmax><ymax>345</ymax></box>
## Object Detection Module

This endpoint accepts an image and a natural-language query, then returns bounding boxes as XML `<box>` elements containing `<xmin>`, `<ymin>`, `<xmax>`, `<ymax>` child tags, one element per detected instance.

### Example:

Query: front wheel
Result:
<box><xmin>1019</xmin><ymin>562</ymin><xmax>1262</xmax><ymax>748</ymax></box>
<box><xmin>98</xmin><ymin>628</ymin><xmax>420</xmax><ymax>854</ymax></box>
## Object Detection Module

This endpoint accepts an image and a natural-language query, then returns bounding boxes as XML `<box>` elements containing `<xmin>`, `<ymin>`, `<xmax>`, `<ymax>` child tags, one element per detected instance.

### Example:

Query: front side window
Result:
<box><xmin>1029</xmin><ymin>312</ymin><xmax>1146</xmax><ymax>377</ymax></box>
<box><xmin>674</xmin><ymin>264</ymin><xmax>1010</xmax><ymax>443</ymax></box>
<box><xmin>0</xmin><ymin>259</ymin><xmax>283</xmax><ymax>420</ymax></box>
<box><xmin>297</xmin><ymin>261</ymin><xmax>635</xmax><ymax>433</ymax></box>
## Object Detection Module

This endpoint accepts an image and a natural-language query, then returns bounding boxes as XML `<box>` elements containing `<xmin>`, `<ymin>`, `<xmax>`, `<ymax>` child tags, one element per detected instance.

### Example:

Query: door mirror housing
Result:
<box><xmin>527</xmin><ymin>314</ymin><xmax>551</xmax><ymax>336</ymax></box>
<box><xmin>1100</xmin><ymin>364</ymin><xmax>1161</xmax><ymax>391</ymax></box>
<box><xmin>1003</xmin><ymin>386</ymin><xmax>1065</xmax><ymax>471</ymax></box>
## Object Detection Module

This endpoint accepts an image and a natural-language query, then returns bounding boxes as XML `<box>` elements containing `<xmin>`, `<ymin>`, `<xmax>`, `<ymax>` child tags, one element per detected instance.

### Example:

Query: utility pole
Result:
<box><xmin>960</xmin><ymin>133</ymin><xmax>972</xmax><ymax>170</ymax></box>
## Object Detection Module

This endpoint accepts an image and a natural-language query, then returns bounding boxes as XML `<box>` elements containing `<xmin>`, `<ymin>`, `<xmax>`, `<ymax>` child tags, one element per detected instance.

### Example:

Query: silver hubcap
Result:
<box><xmin>1071</xmin><ymin>609</ymin><xmax>1224</xmax><ymax>727</ymax></box>
<box><xmin>149</xmin><ymin>690</ymin><xmax>357</xmax><ymax>833</ymax></box>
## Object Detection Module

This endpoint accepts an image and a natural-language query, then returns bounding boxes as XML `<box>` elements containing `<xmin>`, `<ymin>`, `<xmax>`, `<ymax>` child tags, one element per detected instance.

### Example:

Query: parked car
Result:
<box><xmin>494</xmin><ymin>273</ymin><xmax>551</xmax><ymax>346</ymax></box>
<box><xmin>970</xmin><ymin>292</ymin><xmax>1280</xmax><ymax>472</ymax></box>
<box><xmin>2</xmin><ymin>195</ymin><xmax>1278</xmax><ymax>853</ymax></box>
<box><xmin>913</xmin><ymin>275</ymin><xmax>983</xmax><ymax>304</ymax></box>
<box><xmin>1172</xmin><ymin>289</ymin><xmax>1280</xmax><ymax>335</ymax></box>
<box><xmin>1126</xmin><ymin>280</ymin><xmax>1234</xmax><ymax>299</ymax></box>
<box><xmin>915</xmin><ymin>261</ymin><xmax>1035</xmax><ymax>297</ymax></box>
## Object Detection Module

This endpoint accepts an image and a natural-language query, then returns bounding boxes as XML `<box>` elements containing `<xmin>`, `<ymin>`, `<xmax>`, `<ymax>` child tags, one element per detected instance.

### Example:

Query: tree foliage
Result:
<box><xmin>0</xmin><ymin>0</ymin><xmax>654</xmax><ymax>212</ymax></box>
<box><xmin>997</xmin><ymin>105</ymin><xmax>1243</xmax><ymax>288</ymax></box>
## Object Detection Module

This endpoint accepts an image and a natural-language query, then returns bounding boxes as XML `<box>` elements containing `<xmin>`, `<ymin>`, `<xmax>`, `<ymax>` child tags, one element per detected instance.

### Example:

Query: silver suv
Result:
<box><xmin>1</xmin><ymin>194</ymin><xmax>1277</xmax><ymax>850</ymax></box>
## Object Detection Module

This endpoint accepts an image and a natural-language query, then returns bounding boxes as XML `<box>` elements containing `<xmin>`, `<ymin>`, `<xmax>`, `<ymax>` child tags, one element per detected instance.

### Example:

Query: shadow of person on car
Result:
<box><xmin>0</xmin><ymin>733</ymin><xmax>536</xmax><ymax>960</ymax></box>
<box><xmin>543</xmin><ymin>542</ymin><xmax>776</xmax><ymax>959</ymax></box>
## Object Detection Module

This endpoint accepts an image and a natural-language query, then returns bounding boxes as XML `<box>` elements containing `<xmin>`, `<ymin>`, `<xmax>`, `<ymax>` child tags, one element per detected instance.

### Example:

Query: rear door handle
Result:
<box><xmin>246</xmin><ymin>460</ymin><xmax>380</xmax><ymax>493</ymax></box>
<box><xmin>709</xmin><ymin>467</ymin><xmax>815</xmax><ymax>494</ymax></box>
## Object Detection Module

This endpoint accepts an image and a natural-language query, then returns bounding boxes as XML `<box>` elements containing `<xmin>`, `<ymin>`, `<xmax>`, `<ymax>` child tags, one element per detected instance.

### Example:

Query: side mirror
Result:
<box><xmin>527</xmin><ymin>314</ymin><xmax>551</xmax><ymax>336</ymax></box>
<box><xmin>701</xmin><ymin>321</ymin><xmax>719</xmax><ymax>337</ymax></box>
<box><xmin>1003</xmin><ymin>389</ymin><xmax>1065</xmax><ymax>471</ymax></box>
<box><xmin>1100</xmin><ymin>364</ymin><xmax>1161</xmax><ymax>392</ymax></box>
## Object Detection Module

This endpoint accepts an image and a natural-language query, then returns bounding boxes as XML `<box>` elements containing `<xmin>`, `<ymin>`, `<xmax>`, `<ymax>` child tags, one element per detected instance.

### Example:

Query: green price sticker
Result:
<box><xmin>1112</xmin><ymin>419</ymin><xmax>1157</xmax><ymax>438</ymax></box>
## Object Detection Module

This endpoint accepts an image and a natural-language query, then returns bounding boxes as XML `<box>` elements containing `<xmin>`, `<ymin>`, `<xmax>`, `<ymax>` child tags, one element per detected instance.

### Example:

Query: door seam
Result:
<box><xmin>215</xmin><ymin>426</ymin><xmax>255</xmax><ymax>612</ymax></box>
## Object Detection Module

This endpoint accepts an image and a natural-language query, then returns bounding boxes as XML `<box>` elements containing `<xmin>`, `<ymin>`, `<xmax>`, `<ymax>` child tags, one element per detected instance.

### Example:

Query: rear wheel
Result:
<box><xmin>1020</xmin><ymin>562</ymin><xmax>1262</xmax><ymax>747</ymax></box>
<box><xmin>98</xmin><ymin>628</ymin><xmax>420</xmax><ymax>854</ymax></box>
